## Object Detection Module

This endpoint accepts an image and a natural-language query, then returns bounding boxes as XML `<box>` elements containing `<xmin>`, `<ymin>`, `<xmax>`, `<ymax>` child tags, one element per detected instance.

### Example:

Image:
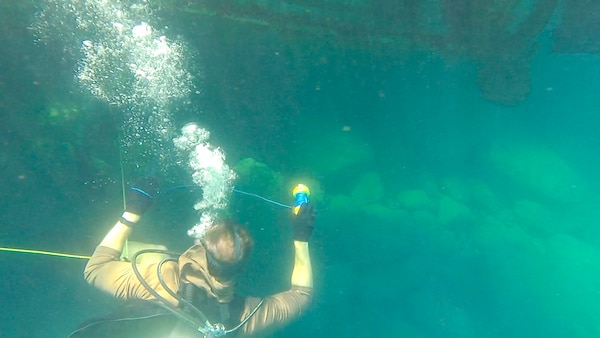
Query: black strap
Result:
<box><xmin>180</xmin><ymin>283</ymin><xmax>247</xmax><ymax>335</ymax></box>
<box><xmin>119</xmin><ymin>216</ymin><xmax>137</xmax><ymax>227</ymax></box>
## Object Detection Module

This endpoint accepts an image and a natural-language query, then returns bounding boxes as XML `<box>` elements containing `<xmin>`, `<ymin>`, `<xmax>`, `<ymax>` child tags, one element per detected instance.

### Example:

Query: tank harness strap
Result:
<box><xmin>181</xmin><ymin>281</ymin><xmax>265</xmax><ymax>336</ymax></box>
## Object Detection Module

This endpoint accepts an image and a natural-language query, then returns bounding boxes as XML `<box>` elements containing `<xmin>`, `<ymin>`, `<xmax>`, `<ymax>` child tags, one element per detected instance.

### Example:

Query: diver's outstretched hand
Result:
<box><xmin>292</xmin><ymin>203</ymin><xmax>315</xmax><ymax>242</ymax></box>
<box><xmin>125</xmin><ymin>177</ymin><xmax>160</xmax><ymax>217</ymax></box>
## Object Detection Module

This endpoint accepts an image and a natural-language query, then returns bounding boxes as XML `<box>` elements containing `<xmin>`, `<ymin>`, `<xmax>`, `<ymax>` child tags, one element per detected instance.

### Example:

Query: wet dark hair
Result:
<box><xmin>202</xmin><ymin>219</ymin><xmax>254</xmax><ymax>281</ymax></box>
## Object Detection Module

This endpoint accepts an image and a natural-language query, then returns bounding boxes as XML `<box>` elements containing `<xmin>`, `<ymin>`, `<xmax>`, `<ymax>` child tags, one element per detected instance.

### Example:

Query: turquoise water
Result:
<box><xmin>2</xmin><ymin>1</ymin><xmax>600</xmax><ymax>337</ymax></box>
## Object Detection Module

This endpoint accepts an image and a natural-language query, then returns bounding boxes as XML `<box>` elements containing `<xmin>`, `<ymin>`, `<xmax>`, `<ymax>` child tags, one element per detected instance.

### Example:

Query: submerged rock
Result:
<box><xmin>487</xmin><ymin>141</ymin><xmax>584</xmax><ymax>205</ymax></box>
<box><xmin>396</xmin><ymin>189</ymin><xmax>435</xmax><ymax>211</ymax></box>
<box><xmin>351</xmin><ymin>171</ymin><xmax>384</xmax><ymax>206</ymax></box>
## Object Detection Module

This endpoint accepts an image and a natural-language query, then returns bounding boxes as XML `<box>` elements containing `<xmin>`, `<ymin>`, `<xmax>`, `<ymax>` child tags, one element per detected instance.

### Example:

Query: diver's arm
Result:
<box><xmin>98</xmin><ymin>178</ymin><xmax>157</xmax><ymax>251</ymax></box>
<box><xmin>291</xmin><ymin>240</ymin><xmax>313</xmax><ymax>287</ymax></box>
<box><xmin>239</xmin><ymin>251</ymin><xmax>313</xmax><ymax>337</ymax></box>
<box><xmin>239</xmin><ymin>205</ymin><xmax>315</xmax><ymax>335</ymax></box>
<box><xmin>98</xmin><ymin>212</ymin><xmax>139</xmax><ymax>252</ymax></box>
<box><xmin>84</xmin><ymin>244</ymin><xmax>180</xmax><ymax>305</ymax></box>
<box><xmin>290</xmin><ymin>203</ymin><xmax>315</xmax><ymax>288</ymax></box>
<box><xmin>84</xmin><ymin>211</ymin><xmax>180</xmax><ymax>305</ymax></box>
<box><xmin>84</xmin><ymin>179</ymin><xmax>179</xmax><ymax>304</ymax></box>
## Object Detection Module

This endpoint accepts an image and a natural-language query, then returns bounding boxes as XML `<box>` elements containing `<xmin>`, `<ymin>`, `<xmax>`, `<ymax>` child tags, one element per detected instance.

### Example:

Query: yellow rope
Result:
<box><xmin>0</xmin><ymin>247</ymin><xmax>90</xmax><ymax>260</ymax></box>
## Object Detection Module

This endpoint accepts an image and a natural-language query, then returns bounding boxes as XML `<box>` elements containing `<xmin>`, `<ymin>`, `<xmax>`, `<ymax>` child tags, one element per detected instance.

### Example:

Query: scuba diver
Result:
<box><xmin>70</xmin><ymin>179</ymin><xmax>315</xmax><ymax>337</ymax></box>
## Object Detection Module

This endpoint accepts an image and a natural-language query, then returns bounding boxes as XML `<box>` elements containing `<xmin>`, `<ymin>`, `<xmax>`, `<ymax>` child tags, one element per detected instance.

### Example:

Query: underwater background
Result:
<box><xmin>2</xmin><ymin>0</ymin><xmax>600</xmax><ymax>337</ymax></box>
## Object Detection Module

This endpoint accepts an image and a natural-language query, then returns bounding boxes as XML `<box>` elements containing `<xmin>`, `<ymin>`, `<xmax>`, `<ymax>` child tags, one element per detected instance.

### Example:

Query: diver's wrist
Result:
<box><xmin>293</xmin><ymin>240</ymin><xmax>310</xmax><ymax>249</ymax></box>
<box><xmin>119</xmin><ymin>211</ymin><xmax>141</xmax><ymax>227</ymax></box>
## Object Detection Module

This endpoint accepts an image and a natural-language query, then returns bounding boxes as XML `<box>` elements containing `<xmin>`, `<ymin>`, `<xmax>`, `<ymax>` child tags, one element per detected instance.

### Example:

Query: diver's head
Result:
<box><xmin>200</xmin><ymin>220</ymin><xmax>253</xmax><ymax>282</ymax></box>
